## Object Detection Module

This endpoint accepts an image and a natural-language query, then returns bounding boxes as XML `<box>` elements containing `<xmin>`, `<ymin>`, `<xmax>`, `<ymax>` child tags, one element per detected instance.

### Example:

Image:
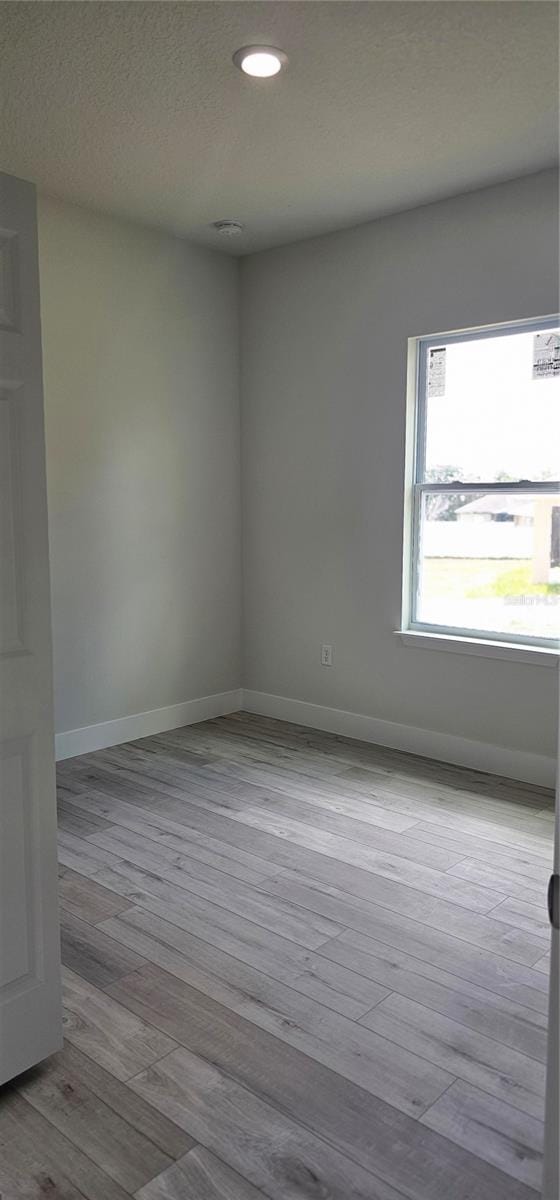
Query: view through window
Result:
<box><xmin>409</xmin><ymin>319</ymin><xmax>560</xmax><ymax>647</ymax></box>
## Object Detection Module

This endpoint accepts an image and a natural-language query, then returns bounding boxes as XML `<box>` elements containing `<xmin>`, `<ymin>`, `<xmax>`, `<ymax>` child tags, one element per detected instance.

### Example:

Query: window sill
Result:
<box><xmin>396</xmin><ymin>629</ymin><xmax>560</xmax><ymax>667</ymax></box>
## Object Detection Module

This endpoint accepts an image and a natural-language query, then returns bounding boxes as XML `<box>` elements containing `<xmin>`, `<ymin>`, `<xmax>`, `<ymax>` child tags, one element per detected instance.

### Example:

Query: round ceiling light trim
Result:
<box><xmin>232</xmin><ymin>45</ymin><xmax>288</xmax><ymax>78</ymax></box>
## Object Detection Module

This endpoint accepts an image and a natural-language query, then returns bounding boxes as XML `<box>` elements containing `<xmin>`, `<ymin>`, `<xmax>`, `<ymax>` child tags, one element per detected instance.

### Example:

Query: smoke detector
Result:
<box><xmin>212</xmin><ymin>220</ymin><xmax>245</xmax><ymax>237</ymax></box>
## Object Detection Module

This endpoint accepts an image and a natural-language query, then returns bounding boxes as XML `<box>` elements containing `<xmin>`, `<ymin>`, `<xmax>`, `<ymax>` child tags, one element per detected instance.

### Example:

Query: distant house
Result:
<box><xmin>457</xmin><ymin>495</ymin><xmax>534</xmax><ymax>525</ymax></box>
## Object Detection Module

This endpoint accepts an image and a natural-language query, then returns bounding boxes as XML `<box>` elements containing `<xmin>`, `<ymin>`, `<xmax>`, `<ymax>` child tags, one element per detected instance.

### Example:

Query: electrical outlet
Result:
<box><xmin>321</xmin><ymin>644</ymin><xmax>333</xmax><ymax>666</ymax></box>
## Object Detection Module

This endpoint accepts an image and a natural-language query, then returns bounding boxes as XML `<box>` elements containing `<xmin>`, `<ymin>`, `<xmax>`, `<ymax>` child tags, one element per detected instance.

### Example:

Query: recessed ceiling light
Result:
<box><xmin>232</xmin><ymin>45</ymin><xmax>288</xmax><ymax>78</ymax></box>
<box><xmin>212</xmin><ymin>219</ymin><xmax>245</xmax><ymax>237</ymax></box>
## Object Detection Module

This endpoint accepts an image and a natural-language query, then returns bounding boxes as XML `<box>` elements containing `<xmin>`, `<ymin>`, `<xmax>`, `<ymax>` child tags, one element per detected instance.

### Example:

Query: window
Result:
<box><xmin>406</xmin><ymin>317</ymin><xmax>560</xmax><ymax>649</ymax></box>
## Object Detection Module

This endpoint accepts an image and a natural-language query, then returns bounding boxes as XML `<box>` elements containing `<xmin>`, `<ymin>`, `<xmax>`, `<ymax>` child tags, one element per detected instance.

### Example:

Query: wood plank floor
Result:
<box><xmin>0</xmin><ymin>712</ymin><xmax>554</xmax><ymax>1199</ymax></box>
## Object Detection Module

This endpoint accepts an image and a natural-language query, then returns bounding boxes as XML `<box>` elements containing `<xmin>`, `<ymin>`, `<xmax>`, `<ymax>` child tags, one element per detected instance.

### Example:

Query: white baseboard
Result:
<box><xmin>55</xmin><ymin>683</ymin><xmax>556</xmax><ymax>788</ymax></box>
<box><xmin>55</xmin><ymin>689</ymin><xmax>243</xmax><ymax>761</ymax></box>
<box><xmin>242</xmin><ymin>689</ymin><xmax>557</xmax><ymax>789</ymax></box>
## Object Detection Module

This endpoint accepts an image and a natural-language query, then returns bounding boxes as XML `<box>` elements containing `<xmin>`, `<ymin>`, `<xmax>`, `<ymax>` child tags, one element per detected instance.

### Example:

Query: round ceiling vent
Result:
<box><xmin>212</xmin><ymin>220</ymin><xmax>245</xmax><ymax>237</ymax></box>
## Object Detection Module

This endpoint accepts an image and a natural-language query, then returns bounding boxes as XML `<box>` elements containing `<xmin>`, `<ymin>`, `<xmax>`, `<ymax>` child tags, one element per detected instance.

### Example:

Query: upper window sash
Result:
<box><xmin>413</xmin><ymin>314</ymin><xmax>560</xmax><ymax>486</ymax></box>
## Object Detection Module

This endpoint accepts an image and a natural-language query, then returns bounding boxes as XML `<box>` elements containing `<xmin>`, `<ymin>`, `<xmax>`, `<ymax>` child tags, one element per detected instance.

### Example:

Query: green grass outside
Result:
<box><xmin>423</xmin><ymin>559</ymin><xmax>560</xmax><ymax>599</ymax></box>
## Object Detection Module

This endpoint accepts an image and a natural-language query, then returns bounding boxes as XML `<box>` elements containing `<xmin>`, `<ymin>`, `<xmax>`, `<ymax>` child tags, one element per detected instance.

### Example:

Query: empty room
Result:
<box><xmin>0</xmin><ymin>2</ymin><xmax>559</xmax><ymax>1198</ymax></box>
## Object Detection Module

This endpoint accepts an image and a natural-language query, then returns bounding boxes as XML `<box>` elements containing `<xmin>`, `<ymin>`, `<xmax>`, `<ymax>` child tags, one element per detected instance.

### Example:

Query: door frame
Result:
<box><xmin>543</xmin><ymin>661</ymin><xmax>559</xmax><ymax>1199</ymax></box>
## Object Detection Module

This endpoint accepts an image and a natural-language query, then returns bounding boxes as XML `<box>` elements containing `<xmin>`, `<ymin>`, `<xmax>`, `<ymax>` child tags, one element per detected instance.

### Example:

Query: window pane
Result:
<box><xmin>416</xmin><ymin>490</ymin><xmax>560</xmax><ymax>642</ymax></box>
<box><xmin>423</xmin><ymin>328</ymin><xmax>560</xmax><ymax>483</ymax></box>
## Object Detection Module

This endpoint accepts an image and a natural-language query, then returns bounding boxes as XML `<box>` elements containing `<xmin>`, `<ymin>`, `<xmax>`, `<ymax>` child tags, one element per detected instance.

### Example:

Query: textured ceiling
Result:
<box><xmin>0</xmin><ymin>1</ymin><xmax>557</xmax><ymax>254</ymax></box>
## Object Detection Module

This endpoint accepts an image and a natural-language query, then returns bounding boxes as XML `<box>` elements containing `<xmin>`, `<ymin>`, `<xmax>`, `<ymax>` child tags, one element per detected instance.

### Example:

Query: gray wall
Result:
<box><xmin>39</xmin><ymin>195</ymin><xmax>241</xmax><ymax>735</ymax></box>
<box><xmin>240</xmin><ymin>170</ymin><xmax>559</xmax><ymax>757</ymax></box>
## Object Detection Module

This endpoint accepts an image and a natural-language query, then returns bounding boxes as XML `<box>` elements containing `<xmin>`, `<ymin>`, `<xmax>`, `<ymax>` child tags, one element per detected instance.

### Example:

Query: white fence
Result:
<box><xmin>423</xmin><ymin>521</ymin><xmax>533</xmax><ymax>559</ymax></box>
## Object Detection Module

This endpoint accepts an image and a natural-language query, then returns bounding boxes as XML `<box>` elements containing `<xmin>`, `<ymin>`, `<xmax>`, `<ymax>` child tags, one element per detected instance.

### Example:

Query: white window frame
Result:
<box><xmin>402</xmin><ymin>314</ymin><xmax>560</xmax><ymax>655</ymax></box>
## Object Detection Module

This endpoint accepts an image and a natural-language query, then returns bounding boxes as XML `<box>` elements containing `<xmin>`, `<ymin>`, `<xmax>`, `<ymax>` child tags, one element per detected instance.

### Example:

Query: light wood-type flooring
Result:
<box><xmin>0</xmin><ymin>712</ymin><xmax>555</xmax><ymax>1199</ymax></box>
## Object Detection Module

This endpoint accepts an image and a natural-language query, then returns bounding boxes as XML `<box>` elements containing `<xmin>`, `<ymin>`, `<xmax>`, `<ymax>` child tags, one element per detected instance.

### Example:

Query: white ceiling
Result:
<box><xmin>0</xmin><ymin>2</ymin><xmax>557</xmax><ymax>255</ymax></box>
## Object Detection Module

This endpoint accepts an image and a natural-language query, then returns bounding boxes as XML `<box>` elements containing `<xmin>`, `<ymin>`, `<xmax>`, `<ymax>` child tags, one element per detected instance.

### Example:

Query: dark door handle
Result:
<box><xmin>548</xmin><ymin>873</ymin><xmax>559</xmax><ymax>931</ymax></box>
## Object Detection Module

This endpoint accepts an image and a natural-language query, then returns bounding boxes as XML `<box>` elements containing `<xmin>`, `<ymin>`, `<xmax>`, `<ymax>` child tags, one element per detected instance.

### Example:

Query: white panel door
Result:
<box><xmin>0</xmin><ymin>171</ymin><xmax>61</xmax><ymax>1083</ymax></box>
<box><xmin>543</xmin><ymin>665</ymin><xmax>559</xmax><ymax>1200</ymax></box>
